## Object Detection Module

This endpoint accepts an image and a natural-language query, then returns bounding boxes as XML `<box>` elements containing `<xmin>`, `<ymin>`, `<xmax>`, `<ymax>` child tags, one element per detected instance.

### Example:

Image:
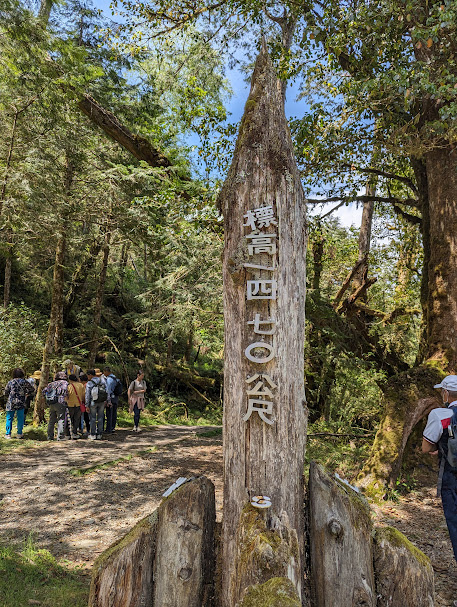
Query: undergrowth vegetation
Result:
<box><xmin>0</xmin><ymin>535</ymin><xmax>89</xmax><ymax>607</ymax></box>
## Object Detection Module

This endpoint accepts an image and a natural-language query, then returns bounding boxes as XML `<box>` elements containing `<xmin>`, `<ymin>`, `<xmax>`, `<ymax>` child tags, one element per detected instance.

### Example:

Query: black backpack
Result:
<box><xmin>91</xmin><ymin>380</ymin><xmax>108</xmax><ymax>404</ymax></box>
<box><xmin>113</xmin><ymin>378</ymin><xmax>123</xmax><ymax>397</ymax></box>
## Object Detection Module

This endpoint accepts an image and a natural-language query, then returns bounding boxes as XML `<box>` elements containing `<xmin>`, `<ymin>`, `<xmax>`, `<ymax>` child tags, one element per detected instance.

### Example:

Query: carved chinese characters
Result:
<box><xmin>243</xmin><ymin>205</ymin><xmax>278</xmax><ymax>425</ymax></box>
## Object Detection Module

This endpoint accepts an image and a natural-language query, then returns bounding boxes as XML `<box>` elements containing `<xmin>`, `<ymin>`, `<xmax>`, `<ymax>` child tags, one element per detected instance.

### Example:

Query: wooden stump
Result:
<box><xmin>374</xmin><ymin>526</ymin><xmax>434</xmax><ymax>607</ymax></box>
<box><xmin>88</xmin><ymin>512</ymin><xmax>158</xmax><ymax>607</ymax></box>
<box><xmin>153</xmin><ymin>476</ymin><xmax>216</xmax><ymax>607</ymax></box>
<box><xmin>308</xmin><ymin>462</ymin><xmax>376</xmax><ymax>607</ymax></box>
<box><xmin>88</xmin><ymin>476</ymin><xmax>216</xmax><ymax>607</ymax></box>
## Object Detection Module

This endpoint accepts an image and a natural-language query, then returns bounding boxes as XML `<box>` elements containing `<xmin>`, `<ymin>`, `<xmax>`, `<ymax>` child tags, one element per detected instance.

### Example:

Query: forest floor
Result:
<box><xmin>0</xmin><ymin>425</ymin><xmax>456</xmax><ymax>606</ymax></box>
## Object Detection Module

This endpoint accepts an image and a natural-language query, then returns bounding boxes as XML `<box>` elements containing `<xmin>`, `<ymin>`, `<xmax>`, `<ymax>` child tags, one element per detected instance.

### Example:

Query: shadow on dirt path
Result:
<box><xmin>0</xmin><ymin>425</ymin><xmax>223</xmax><ymax>570</ymax></box>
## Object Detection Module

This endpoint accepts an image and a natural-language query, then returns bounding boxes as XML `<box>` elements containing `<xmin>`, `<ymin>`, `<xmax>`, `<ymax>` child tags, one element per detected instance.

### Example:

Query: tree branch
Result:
<box><xmin>392</xmin><ymin>203</ymin><xmax>422</xmax><ymax>226</ymax></box>
<box><xmin>307</xmin><ymin>195</ymin><xmax>420</xmax><ymax>208</ymax></box>
<box><xmin>78</xmin><ymin>93</ymin><xmax>172</xmax><ymax>169</ymax></box>
<box><xmin>333</xmin><ymin>257</ymin><xmax>367</xmax><ymax>306</ymax></box>
<box><xmin>342</xmin><ymin>163</ymin><xmax>418</xmax><ymax>194</ymax></box>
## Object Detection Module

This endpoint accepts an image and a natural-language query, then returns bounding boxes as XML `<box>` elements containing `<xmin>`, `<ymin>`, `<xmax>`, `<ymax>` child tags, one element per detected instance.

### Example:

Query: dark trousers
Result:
<box><xmin>441</xmin><ymin>468</ymin><xmax>457</xmax><ymax>562</ymax></box>
<box><xmin>105</xmin><ymin>399</ymin><xmax>118</xmax><ymax>433</ymax></box>
<box><xmin>133</xmin><ymin>403</ymin><xmax>141</xmax><ymax>427</ymax></box>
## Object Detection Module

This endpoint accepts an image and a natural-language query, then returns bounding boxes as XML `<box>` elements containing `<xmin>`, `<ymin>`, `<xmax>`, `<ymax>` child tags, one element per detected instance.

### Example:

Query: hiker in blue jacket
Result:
<box><xmin>422</xmin><ymin>374</ymin><xmax>457</xmax><ymax>569</ymax></box>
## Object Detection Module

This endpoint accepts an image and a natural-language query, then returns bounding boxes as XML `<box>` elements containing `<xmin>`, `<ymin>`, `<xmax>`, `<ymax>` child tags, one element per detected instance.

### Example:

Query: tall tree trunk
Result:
<box><xmin>64</xmin><ymin>237</ymin><xmax>103</xmax><ymax>318</ymax></box>
<box><xmin>311</xmin><ymin>232</ymin><xmax>325</xmax><ymax>292</ymax></box>
<box><xmin>219</xmin><ymin>42</ymin><xmax>307</xmax><ymax>605</ymax></box>
<box><xmin>33</xmin><ymin>230</ymin><xmax>67</xmax><ymax>423</ymax></box>
<box><xmin>352</xmin><ymin>187</ymin><xmax>375</xmax><ymax>295</ymax></box>
<box><xmin>423</xmin><ymin>143</ymin><xmax>457</xmax><ymax>369</ymax></box>
<box><xmin>1</xmin><ymin>109</ymin><xmax>19</xmax><ymax>307</ymax></box>
<box><xmin>88</xmin><ymin>228</ymin><xmax>111</xmax><ymax>368</ymax></box>
<box><xmin>3</xmin><ymin>234</ymin><xmax>12</xmax><ymax>308</ymax></box>
<box><xmin>34</xmin><ymin>154</ymin><xmax>73</xmax><ymax>423</ymax></box>
<box><xmin>54</xmin><ymin>304</ymin><xmax>64</xmax><ymax>357</ymax></box>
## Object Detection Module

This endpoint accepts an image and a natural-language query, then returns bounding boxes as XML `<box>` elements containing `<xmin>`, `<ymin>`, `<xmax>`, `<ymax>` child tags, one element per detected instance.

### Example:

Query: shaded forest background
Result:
<box><xmin>2</xmin><ymin>0</ymin><xmax>456</xmax><ymax>493</ymax></box>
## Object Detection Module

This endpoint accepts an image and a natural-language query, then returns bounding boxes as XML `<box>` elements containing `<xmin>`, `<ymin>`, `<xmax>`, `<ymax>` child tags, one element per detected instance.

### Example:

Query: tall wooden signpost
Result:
<box><xmin>219</xmin><ymin>40</ymin><xmax>307</xmax><ymax>605</ymax></box>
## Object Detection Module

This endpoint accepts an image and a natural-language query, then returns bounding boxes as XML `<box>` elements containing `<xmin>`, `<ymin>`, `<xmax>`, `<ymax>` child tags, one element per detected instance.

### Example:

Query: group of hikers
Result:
<box><xmin>3</xmin><ymin>359</ymin><xmax>147</xmax><ymax>441</ymax></box>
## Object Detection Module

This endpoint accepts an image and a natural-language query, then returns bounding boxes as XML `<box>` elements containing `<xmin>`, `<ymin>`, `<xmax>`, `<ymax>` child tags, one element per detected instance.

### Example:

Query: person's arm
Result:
<box><xmin>422</xmin><ymin>410</ymin><xmax>441</xmax><ymax>456</ymax></box>
<box><xmin>85</xmin><ymin>381</ymin><xmax>91</xmax><ymax>407</ymax></box>
<box><xmin>4</xmin><ymin>381</ymin><xmax>11</xmax><ymax>397</ymax></box>
<box><xmin>422</xmin><ymin>438</ymin><xmax>438</xmax><ymax>454</ymax></box>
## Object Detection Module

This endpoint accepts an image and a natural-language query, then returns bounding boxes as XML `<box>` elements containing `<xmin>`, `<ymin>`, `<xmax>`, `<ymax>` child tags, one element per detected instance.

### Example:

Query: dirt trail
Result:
<box><xmin>0</xmin><ymin>425</ymin><xmax>223</xmax><ymax>568</ymax></box>
<box><xmin>0</xmin><ymin>427</ymin><xmax>456</xmax><ymax>605</ymax></box>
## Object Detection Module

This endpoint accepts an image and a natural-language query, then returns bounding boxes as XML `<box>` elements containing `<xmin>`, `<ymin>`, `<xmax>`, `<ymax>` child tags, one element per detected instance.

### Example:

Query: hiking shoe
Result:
<box><xmin>96</xmin><ymin>434</ymin><xmax>102</xmax><ymax>440</ymax></box>
<box><xmin>88</xmin><ymin>434</ymin><xmax>96</xmax><ymax>441</ymax></box>
<box><xmin>4</xmin><ymin>435</ymin><xmax>11</xmax><ymax>440</ymax></box>
<box><xmin>71</xmin><ymin>434</ymin><xmax>79</xmax><ymax>440</ymax></box>
<box><xmin>136</xmin><ymin>426</ymin><xmax>141</xmax><ymax>433</ymax></box>
<box><xmin>16</xmin><ymin>434</ymin><xmax>23</xmax><ymax>439</ymax></box>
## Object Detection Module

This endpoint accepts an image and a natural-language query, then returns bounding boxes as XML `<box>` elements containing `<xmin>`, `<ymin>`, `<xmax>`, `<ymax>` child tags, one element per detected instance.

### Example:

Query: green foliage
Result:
<box><xmin>0</xmin><ymin>304</ymin><xmax>46</xmax><ymax>387</ymax></box>
<box><xmin>0</xmin><ymin>535</ymin><xmax>89</xmax><ymax>607</ymax></box>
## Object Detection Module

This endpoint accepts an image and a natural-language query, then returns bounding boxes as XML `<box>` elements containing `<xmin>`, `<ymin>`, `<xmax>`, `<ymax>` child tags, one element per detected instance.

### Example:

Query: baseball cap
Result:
<box><xmin>434</xmin><ymin>375</ymin><xmax>457</xmax><ymax>391</ymax></box>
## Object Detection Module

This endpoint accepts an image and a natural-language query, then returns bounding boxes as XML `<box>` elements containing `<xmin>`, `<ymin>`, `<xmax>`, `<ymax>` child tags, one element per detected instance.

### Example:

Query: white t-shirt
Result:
<box><xmin>423</xmin><ymin>401</ymin><xmax>457</xmax><ymax>445</ymax></box>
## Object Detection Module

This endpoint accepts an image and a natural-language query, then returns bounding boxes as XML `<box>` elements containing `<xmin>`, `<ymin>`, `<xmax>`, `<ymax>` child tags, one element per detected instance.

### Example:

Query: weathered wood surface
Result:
<box><xmin>88</xmin><ymin>476</ymin><xmax>216</xmax><ymax>607</ymax></box>
<box><xmin>153</xmin><ymin>476</ymin><xmax>216</xmax><ymax>607</ymax></box>
<box><xmin>308</xmin><ymin>462</ymin><xmax>376</xmax><ymax>607</ymax></box>
<box><xmin>89</xmin><ymin>512</ymin><xmax>158</xmax><ymax>607</ymax></box>
<box><xmin>374</xmin><ymin>526</ymin><xmax>434</xmax><ymax>607</ymax></box>
<box><xmin>232</xmin><ymin>505</ymin><xmax>302</xmax><ymax>606</ymax></box>
<box><xmin>219</xmin><ymin>39</ymin><xmax>307</xmax><ymax>607</ymax></box>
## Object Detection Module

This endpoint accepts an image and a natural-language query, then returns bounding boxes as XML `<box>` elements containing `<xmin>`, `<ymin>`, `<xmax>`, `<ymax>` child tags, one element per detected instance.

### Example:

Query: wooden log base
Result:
<box><xmin>309</xmin><ymin>461</ymin><xmax>376</xmax><ymax>607</ymax></box>
<box><xmin>88</xmin><ymin>476</ymin><xmax>216</xmax><ymax>607</ymax></box>
<box><xmin>374</xmin><ymin>526</ymin><xmax>434</xmax><ymax>607</ymax></box>
<box><xmin>239</xmin><ymin>577</ymin><xmax>301</xmax><ymax>606</ymax></box>
<box><xmin>89</xmin><ymin>512</ymin><xmax>158</xmax><ymax>607</ymax></box>
<box><xmin>231</xmin><ymin>504</ymin><xmax>302</xmax><ymax>604</ymax></box>
<box><xmin>88</xmin><ymin>465</ymin><xmax>434</xmax><ymax>607</ymax></box>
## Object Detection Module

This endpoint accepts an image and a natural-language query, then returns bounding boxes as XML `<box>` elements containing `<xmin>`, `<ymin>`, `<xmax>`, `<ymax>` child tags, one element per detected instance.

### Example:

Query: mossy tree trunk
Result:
<box><xmin>219</xmin><ymin>41</ymin><xmax>307</xmax><ymax>606</ymax></box>
<box><xmin>360</xmin><ymin>145</ymin><xmax>457</xmax><ymax>494</ymax></box>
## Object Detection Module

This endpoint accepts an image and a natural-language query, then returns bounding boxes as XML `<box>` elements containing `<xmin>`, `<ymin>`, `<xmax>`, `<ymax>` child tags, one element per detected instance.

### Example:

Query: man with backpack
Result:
<box><xmin>85</xmin><ymin>369</ymin><xmax>110</xmax><ymax>440</ymax></box>
<box><xmin>103</xmin><ymin>366</ymin><xmax>122</xmax><ymax>434</ymax></box>
<box><xmin>43</xmin><ymin>371</ymin><xmax>69</xmax><ymax>441</ymax></box>
<box><xmin>422</xmin><ymin>375</ymin><xmax>457</xmax><ymax>567</ymax></box>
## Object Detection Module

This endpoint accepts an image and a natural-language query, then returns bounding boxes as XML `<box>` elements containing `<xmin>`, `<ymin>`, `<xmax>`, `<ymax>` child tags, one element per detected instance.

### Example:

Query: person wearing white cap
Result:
<box><xmin>422</xmin><ymin>375</ymin><xmax>457</xmax><ymax>569</ymax></box>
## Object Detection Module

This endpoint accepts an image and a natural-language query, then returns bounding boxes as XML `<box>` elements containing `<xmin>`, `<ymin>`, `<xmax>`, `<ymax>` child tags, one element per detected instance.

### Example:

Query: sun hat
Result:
<box><xmin>32</xmin><ymin>370</ymin><xmax>41</xmax><ymax>380</ymax></box>
<box><xmin>94</xmin><ymin>368</ymin><xmax>102</xmax><ymax>377</ymax></box>
<box><xmin>434</xmin><ymin>375</ymin><xmax>457</xmax><ymax>391</ymax></box>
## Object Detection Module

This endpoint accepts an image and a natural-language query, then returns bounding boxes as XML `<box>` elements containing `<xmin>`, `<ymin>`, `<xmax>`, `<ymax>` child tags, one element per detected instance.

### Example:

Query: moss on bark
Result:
<box><xmin>240</xmin><ymin>577</ymin><xmax>301</xmax><ymax>606</ymax></box>
<box><xmin>359</xmin><ymin>365</ymin><xmax>443</xmax><ymax>497</ymax></box>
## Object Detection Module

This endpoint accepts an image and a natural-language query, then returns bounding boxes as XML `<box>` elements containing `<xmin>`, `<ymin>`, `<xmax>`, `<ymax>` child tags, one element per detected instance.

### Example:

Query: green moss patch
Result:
<box><xmin>240</xmin><ymin>577</ymin><xmax>301</xmax><ymax>607</ymax></box>
<box><xmin>374</xmin><ymin>525</ymin><xmax>432</xmax><ymax>571</ymax></box>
